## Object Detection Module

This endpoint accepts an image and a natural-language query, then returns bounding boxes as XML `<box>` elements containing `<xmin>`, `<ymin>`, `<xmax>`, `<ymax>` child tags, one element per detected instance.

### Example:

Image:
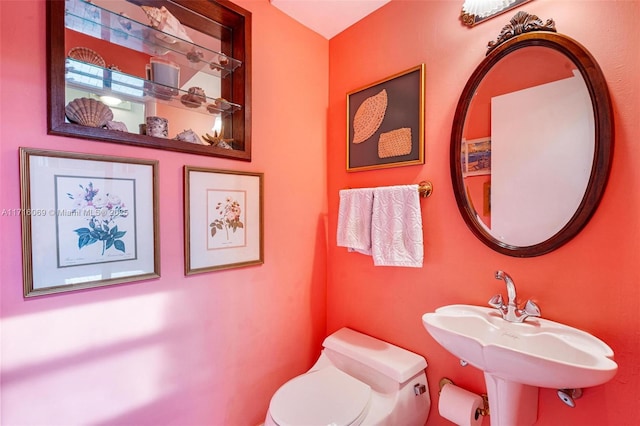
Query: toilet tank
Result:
<box><xmin>322</xmin><ymin>327</ymin><xmax>427</xmax><ymax>384</ymax></box>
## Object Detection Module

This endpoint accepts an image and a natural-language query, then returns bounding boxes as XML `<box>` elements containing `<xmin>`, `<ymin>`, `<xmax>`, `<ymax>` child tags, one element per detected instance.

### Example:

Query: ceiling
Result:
<box><xmin>269</xmin><ymin>0</ymin><xmax>392</xmax><ymax>39</ymax></box>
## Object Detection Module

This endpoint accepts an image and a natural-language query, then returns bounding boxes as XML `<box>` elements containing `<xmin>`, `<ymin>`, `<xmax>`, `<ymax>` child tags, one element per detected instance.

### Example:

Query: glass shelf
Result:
<box><xmin>66</xmin><ymin>58</ymin><xmax>241</xmax><ymax>116</ymax></box>
<box><xmin>64</xmin><ymin>0</ymin><xmax>242</xmax><ymax>78</ymax></box>
<box><xmin>50</xmin><ymin>0</ymin><xmax>252</xmax><ymax>160</ymax></box>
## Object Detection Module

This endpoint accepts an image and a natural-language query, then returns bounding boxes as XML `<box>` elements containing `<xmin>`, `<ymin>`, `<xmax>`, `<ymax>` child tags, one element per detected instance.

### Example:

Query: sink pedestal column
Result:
<box><xmin>484</xmin><ymin>373</ymin><xmax>538</xmax><ymax>426</ymax></box>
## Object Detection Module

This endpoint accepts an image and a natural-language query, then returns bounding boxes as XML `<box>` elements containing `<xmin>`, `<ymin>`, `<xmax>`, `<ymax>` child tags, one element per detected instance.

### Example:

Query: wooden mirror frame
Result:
<box><xmin>450</xmin><ymin>13</ymin><xmax>613</xmax><ymax>257</ymax></box>
<box><xmin>47</xmin><ymin>0</ymin><xmax>252</xmax><ymax>160</ymax></box>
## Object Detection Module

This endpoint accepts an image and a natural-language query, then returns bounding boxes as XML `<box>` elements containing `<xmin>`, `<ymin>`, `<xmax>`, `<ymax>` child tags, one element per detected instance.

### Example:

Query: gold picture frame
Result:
<box><xmin>184</xmin><ymin>166</ymin><xmax>264</xmax><ymax>274</ymax></box>
<box><xmin>346</xmin><ymin>64</ymin><xmax>425</xmax><ymax>172</ymax></box>
<box><xmin>19</xmin><ymin>148</ymin><xmax>160</xmax><ymax>297</ymax></box>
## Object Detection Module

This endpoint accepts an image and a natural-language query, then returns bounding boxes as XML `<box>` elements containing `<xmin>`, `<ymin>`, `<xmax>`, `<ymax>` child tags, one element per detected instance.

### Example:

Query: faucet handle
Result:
<box><xmin>488</xmin><ymin>294</ymin><xmax>504</xmax><ymax>309</ymax></box>
<box><xmin>523</xmin><ymin>300</ymin><xmax>541</xmax><ymax>317</ymax></box>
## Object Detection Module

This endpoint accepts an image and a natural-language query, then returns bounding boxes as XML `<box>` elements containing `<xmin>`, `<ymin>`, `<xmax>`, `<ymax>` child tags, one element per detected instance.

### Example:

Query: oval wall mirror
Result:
<box><xmin>451</xmin><ymin>12</ymin><xmax>613</xmax><ymax>257</ymax></box>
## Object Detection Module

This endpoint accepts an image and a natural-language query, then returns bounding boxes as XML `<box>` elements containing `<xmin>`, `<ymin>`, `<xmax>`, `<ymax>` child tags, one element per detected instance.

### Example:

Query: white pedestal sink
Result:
<box><xmin>422</xmin><ymin>304</ymin><xmax>617</xmax><ymax>426</ymax></box>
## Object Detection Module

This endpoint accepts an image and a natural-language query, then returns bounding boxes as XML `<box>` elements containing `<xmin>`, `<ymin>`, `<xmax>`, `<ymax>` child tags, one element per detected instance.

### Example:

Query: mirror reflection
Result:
<box><xmin>64</xmin><ymin>0</ymin><xmax>237</xmax><ymax>144</ymax></box>
<box><xmin>451</xmin><ymin>13</ymin><xmax>613</xmax><ymax>257</ymax></box>
<box><xmin>462</xmin><ymin>47</ymin><xmax>594</xmax><ymax>246</ymax></box>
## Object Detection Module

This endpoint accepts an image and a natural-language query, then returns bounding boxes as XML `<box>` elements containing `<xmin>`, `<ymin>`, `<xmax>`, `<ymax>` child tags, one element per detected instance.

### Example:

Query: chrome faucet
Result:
<box><xmin>488</xmin><ymin>270</ymin><xmax>541</xmax><ymax>323</ymax></box>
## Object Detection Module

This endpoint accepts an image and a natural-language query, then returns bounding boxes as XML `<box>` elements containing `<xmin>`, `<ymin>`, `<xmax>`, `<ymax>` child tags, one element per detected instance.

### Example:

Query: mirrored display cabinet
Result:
<box><xmin>48</xmin><ymin>0</ymin><xmax>252</xmax><ymax>160</ymax></box>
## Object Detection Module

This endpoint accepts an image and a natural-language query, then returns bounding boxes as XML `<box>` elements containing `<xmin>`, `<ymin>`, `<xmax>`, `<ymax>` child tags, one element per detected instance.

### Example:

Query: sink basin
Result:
<box><xmin>422</xmin><ymin>304</ymin><xmax>617</xmax><ymax>425</ymax></box>
<box><xmin>422</xmin><ymin>304</ymin><xmax>617</xmax><ymax>389</ymax></box>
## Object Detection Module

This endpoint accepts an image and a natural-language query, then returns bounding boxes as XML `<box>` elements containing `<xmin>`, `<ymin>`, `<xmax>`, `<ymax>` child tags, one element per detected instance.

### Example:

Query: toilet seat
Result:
<box><xmin>269</xmin><ymin>366</ymin><xmax>371</xmax><ymax>426</ymax></box>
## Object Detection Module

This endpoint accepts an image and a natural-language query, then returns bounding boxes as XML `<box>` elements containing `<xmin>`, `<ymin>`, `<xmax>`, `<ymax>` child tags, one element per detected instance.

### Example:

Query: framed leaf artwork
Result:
<box><xmin>347</xmin><ymin>64</ymin><xmax>425</xmax><ymax>171</ymax></box>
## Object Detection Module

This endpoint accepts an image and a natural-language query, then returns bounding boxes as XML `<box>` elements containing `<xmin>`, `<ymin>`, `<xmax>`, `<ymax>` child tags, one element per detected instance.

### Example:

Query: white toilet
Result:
<box><xmin>265</xmin><ymin>327</ymin><xmax>431</xmax><ymax>426</ymax></box>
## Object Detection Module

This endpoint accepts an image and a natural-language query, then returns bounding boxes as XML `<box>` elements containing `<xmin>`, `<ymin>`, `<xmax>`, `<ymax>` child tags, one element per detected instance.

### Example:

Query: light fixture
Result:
<box><xmin>461</xmin><ymin>0</ymin><xmax>532</xmax><ymax>27</ymax></box>
<box><xmin>211</xmin><ymin>115</ymin><xmax>222</xmax><ymax>135</ymax></box>
<box><xmin>99</xmin><ymin>95</ymin><xmax>122</xmax><ymax>106</ymax></box>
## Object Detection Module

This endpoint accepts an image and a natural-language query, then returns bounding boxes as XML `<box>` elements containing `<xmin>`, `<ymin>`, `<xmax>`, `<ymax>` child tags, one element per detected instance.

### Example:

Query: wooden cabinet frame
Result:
<box><xmin>47</xmin><ymin>0</ymin><xmax>252</xmax><ymax>160</ymax></box>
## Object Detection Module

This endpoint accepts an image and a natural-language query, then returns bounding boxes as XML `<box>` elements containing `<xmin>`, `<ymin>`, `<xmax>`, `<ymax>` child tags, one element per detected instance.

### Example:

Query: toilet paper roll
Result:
<box><xmin>438</xmin><ymin>383</ymin><xmax>483</xmax><ymax>426</ymax></box>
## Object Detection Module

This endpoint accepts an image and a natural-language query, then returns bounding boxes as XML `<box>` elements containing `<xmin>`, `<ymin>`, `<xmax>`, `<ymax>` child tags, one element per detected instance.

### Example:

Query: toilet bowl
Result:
<box><xmin>265</xmin><ymin>327</ymin><xmax>431</xmax><ymax>426</ymax></box>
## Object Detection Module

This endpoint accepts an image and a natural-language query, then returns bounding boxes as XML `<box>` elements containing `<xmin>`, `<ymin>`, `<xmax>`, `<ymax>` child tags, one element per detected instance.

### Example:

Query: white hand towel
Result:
<box><xmin>337</xmin><ymin>188</ymin><xmax>374</xmax><ymax>255</ymax></box>
<box><xmin>371</xmin><ymin>184</ymin><xmax>424</xmax><ymax>267</ymax></box>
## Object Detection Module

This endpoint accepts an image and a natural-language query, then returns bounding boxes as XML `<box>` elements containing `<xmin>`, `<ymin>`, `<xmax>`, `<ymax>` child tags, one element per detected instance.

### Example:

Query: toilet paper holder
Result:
<box><xmin>439</xmin><ymin>377</ymin><xmax>490</xmax><ymax>418</ymax></box>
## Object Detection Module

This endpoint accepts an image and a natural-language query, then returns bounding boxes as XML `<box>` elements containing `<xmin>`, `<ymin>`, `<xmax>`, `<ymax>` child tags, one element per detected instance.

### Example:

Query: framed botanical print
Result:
<box><xmin>19</xmin><ymin>148</ymin><xmax>160</xmax><ymax>297</ymax></box>
<box><xmin>184</xmin><ymin>166</ymin><xmax>263</xmax><ymax>274</ymax></box>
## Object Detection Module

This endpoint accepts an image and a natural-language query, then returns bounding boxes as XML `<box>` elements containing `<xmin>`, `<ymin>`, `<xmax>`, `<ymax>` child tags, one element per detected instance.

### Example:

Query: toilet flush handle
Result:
<box><xmin>414</xmin><ymin>383</ymin><xmax>427</xmax><ymax>395</ymax></box>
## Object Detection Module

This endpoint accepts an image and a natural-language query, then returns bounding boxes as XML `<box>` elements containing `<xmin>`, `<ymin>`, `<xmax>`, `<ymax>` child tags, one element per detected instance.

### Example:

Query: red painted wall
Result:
<box><xmin>327</xmin><ymin>1</ymin><xmax>639</xmax><ymax>425</ymax></box>
<box><xmin>464</xmin><ymin>47</ymin><xmax>574</xmax><ymax>140</ymax></box>
<box><xmin>0</xmin><ymin>1</ymin><xmax>327</xmax><ymax>425</ymax></box>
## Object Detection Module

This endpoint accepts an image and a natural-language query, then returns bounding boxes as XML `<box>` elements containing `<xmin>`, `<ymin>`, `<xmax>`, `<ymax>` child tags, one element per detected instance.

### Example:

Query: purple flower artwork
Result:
<box><xmin>66</xmin><ymin>182</ymin><xmax>129</xmax><ymax>256</ymax></box>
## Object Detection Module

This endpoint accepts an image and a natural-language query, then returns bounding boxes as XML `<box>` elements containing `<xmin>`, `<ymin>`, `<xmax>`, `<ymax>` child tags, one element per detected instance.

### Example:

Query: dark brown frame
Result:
<box><xmin>47</xmin><ymin>0</ymin><xmax>252</xmax><ymax>160</ymax></box>
<box><xmin>451</xmin><ymin>25</ymin><xmax>613</xmax><ymax>257</ymax></box>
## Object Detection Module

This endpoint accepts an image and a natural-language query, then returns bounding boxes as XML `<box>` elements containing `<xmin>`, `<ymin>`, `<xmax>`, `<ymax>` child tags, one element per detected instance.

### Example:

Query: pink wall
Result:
<box><xmin>0</xmin><ymin>1</ymin><xmax>328</xmax><ymax>425</ymax></box>
<box><xmin>327</xmin><ymin>1</ymin><xmax>639</xmax><ymax>425</ymax></box>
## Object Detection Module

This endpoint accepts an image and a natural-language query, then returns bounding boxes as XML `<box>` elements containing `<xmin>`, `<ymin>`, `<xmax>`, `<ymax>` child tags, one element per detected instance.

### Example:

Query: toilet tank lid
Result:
<box><xmin>323</xmin><ymin>327</ymin><xmax>427</xmax><ymax>383</ymax></box>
